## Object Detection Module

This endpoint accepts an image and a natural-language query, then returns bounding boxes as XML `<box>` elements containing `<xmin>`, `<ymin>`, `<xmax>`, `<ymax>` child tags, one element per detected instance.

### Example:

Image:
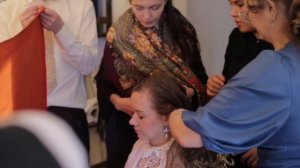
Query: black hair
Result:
<box><xmin>163</xmin><ymin>0</ymin><xmax>207</xmax><ymax>83</ymax></box>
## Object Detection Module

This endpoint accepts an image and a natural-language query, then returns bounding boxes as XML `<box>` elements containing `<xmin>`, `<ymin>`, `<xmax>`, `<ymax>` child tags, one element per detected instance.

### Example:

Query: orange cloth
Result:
<box><xmin>0</xmin><ymin>16</ymin><xmax>47</xmax><ymax>121</ymax></box>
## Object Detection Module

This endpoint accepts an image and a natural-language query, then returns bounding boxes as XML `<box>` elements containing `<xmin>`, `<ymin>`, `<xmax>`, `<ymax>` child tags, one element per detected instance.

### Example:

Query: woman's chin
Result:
<box><xmin>136</xmin><ymin>132</ymin><xmax>145</xmax><ymax>140</ymax></box>
<box><xmin>141</xmin><ymin>22</ymin><xmax>155</xmax><ymax>28</ymax></box>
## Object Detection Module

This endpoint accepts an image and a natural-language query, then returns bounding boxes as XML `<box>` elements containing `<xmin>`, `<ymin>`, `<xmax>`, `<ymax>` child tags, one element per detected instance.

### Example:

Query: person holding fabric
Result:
<box><xmin>169</xmin><ymin>0</ymin><xmax>300</xmax><ymax>167</ymax></box>
<box><xmin>207</xmin><ymin>0</ymin><xmax>273</xmax><ymax>167</ymax></box>
<box><xmin>0</xmin><ymin>0</ymin><xmax>99</xmax><ymax>152</ymax></box>
<box><xmin>126</xmin><ymin>73</ymin><xmax>233</xmax><ymax>168</ymax></box>
<box><xmin>95</xmin><ymin>0</ymin><xmax>208</xmax><ymax>167</ymax></box>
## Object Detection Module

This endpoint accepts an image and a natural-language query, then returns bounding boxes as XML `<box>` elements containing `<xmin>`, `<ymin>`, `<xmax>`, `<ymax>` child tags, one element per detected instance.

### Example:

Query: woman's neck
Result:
<box><xmin>270</xmin><ymin>17</ymin><xmax>292</xmax><ymax>51</ymax></box>
<box><xmin>272</xmin><ymin>33</ymin><xmax>292</xmax><ymax>51</ymax></box>
<box><xmin>253</xmin><ymin>31</ymin><xmax>263</xmax><ymax>40</ymax></box>
<box><xmin>149</xmin><ymin>136</ymin><xmax>171</xmax><ymax>147</ymax></box>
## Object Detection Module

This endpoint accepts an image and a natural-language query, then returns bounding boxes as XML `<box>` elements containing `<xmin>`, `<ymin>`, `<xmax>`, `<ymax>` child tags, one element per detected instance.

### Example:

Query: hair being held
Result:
<box><xmin>132</xmin><ymin>72</ymin><xmax>233</xmax><ymax>168</ymax></box>
<box><xmin>133</xmin><ymin>72</ymin><xmax>192</xmax><ymax>116</ymax></box>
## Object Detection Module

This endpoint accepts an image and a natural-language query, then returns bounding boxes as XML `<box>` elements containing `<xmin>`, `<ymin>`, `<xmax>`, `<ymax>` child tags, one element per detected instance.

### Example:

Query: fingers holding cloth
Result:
<box><xmin>20</xmin><ymin>0</ymin><xmax>63</xmax><ymax>34</ymax></box>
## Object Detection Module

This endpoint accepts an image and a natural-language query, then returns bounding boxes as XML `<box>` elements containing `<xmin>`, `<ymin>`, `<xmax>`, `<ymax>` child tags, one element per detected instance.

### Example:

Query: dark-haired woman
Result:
<box><xmin>95</xmin><ymin>0</ymin><xmax>208</xmax><ymax>167</ymax></box>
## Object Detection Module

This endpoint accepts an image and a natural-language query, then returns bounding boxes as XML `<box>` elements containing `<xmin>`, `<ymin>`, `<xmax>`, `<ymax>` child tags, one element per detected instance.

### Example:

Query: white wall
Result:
<box><xmin>112</xmin><ymin>0</ymin><xmax>130</xmax><ymax>22</ymax></box>
<box><xmin>173</xmin><ymin>0</ymin><xmax>187</xmax><ymax>16</ymax></box>
<box><xmin>187</xmin><ymin>1</ymin><xmax>234</xmax><ymax>75</ymax></box>
<box><xmin>110</xmin><ymin>0</ymin><xmax>235</xmax><ymax>75</ymax></box>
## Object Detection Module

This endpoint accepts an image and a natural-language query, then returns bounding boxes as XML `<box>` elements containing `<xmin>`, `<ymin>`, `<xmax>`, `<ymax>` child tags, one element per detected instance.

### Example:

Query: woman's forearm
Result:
<box><xmin>169</xmin><ymin>108</ymin><xmax>203</xmax><ymax>148</ymax></box>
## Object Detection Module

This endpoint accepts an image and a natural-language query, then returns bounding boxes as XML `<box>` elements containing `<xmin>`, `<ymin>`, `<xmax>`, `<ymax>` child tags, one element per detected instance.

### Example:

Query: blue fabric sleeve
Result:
<box><xmin>183</xmin><ymin>50</ymin><xmax>292</xmax><ymax>154</ymax></box>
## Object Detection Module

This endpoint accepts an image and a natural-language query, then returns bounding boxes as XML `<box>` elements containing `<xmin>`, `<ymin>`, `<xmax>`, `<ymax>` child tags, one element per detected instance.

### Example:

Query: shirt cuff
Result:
<box><xmin>55</xmin><ymin>24</ymin><xmax>76</xmax><ymax>50</ymax></box>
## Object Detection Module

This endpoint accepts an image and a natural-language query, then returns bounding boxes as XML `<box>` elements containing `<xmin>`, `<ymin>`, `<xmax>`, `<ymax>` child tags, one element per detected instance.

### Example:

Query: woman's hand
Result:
<box><xmin>182</xmin><ymin>85</ymin><xmax>195</xmax><ymax>98</ymax></box>
<box><xmin>19</xmin><ymin>6</ymin><xmax>41</xmax><ymax>28</ymax></box>
<box><xmin>40</xmin><ymin>8</ymin><xmax>64</xmax><ymax>34</ymax></box>
<box><xmin>110</xmin><ymin>94</ymin><xmax>133</xmax><ymax>116</ymax></box>
<box><xmin>206</xmin><ymin>75</ymin><xmax>225</xmax><ymax>97</ymax></box>
<box><xmin>241</xmin><ymin>148</ymin><xmax>258</xmax><ymax>168</ymax></box>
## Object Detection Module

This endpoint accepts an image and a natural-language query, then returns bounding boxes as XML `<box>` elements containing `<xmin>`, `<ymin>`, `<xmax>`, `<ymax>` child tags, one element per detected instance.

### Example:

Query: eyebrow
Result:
<box><xmin>133</xmin><ymin>4</ymin><xmax>161</xmax><ymax>8</ymax></box>
<box><xmin>134</xmin><ymin>109</ymin><xmax>144</xmax><ymax>114</ymax></box>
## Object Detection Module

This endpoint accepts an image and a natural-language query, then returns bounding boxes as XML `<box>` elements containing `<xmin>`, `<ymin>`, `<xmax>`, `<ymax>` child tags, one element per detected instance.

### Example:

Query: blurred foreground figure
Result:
<box><xmin>0</xmin><ymin>110</ymin><xmax>89</xmax><ymax>168</ymax></box>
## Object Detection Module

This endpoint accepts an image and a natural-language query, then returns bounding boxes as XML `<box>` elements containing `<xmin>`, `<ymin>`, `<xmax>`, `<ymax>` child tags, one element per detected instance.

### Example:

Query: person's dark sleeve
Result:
<box><xmin>186</xmin><ymin>24</ymin><xmax>208</xmax><ymax>85</ymax></box>
<box><xmin>190</xmin><ymin>54</ymin><xmax>208</xmax><ymax>85</ymax></box>
<box><xmin>95</xmin><ymin>42</ymin><xmax>120</xmax><ymax>122</ymax></box>
<box><xmin>222</xmin><ymin>28</ymin><xmax>239</xmax><ymax>80</ymax></box>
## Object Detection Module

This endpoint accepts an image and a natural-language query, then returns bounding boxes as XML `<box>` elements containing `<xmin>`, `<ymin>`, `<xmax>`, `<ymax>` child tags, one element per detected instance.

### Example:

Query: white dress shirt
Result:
<box><xmin>0</xmin><ymin>0</ymin><xmax>100</xmax><ymax>109</ymax></box>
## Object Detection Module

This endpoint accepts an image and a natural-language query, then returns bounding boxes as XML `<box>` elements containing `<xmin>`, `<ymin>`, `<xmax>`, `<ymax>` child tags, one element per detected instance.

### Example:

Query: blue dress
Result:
<box><xmin>183</xmin><ymin>42</ymin><xmax>300</xmax><ymax>167</ymax></box>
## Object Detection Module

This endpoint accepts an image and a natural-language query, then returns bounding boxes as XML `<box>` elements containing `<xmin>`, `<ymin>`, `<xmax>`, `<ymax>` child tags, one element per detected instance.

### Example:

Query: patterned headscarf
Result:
<box><xmin>106</xmin><ymin>9</ymin><xmax>206</xmax><ymax>105</ymax></box>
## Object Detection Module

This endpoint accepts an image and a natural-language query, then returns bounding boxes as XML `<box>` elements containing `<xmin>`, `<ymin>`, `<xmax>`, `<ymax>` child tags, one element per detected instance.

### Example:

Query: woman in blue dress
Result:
<box><xmin>169</xmin><ymin>0</ymin><xmax>300</xmax><ymax>167</ymax></box>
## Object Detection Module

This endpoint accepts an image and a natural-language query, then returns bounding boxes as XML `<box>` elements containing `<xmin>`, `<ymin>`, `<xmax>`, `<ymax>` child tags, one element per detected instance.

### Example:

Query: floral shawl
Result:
<box><xmin>106</xmin><ymin>9</ymin><xmax>206</xmax><ymax>104</ymax></box>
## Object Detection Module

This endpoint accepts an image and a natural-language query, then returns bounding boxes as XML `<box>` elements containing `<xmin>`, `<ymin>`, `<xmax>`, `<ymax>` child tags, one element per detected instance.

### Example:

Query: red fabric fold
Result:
<box><xmin>0</xmin><ymin>16</ymin><xmax>47</xmax><ymax>121</ymax></box>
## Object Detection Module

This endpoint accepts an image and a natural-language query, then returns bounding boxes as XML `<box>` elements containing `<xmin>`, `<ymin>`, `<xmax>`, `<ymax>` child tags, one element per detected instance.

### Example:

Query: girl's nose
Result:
<box><xmin>143</xmin><ymin>10</ymin><xmax>151</xmax><ymax>20</ymax></box>
<box><xmin>129</xmin><ymin>113</ymin><xmax>137</xmax><ymax>126</ymax></box>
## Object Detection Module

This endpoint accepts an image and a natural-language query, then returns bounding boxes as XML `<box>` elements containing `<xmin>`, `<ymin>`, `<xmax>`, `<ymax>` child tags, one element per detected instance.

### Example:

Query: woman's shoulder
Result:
<box><xmin>232</xmin><ymin>48</ymin><xmax>291</xmax><ymax>87</ymax></box>
<box><xmin>256</xmin><ymin>42</ymin><xmax>299</xmax><ymax>61</ymax></box>
<box><xmin>279</xmin><ymin>42</ymin><xmax>300</xmax><ymax>56</ymax></box>
<box><xmin>132</xmin><ymin>138</ymin><xmax>175</xmax><ymax>154</ymax></box>
<box><xmin>132</xmin><ymin>139</ymin><xmax>149</xmax><ymax>151</ymax></box>
<box><xmin>229</xmin><ymin>28</ymin><xmax>244</xmax><ymax>38</ymax></box>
